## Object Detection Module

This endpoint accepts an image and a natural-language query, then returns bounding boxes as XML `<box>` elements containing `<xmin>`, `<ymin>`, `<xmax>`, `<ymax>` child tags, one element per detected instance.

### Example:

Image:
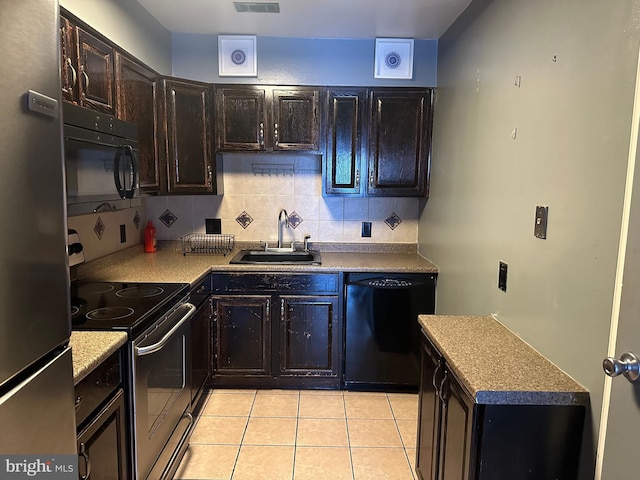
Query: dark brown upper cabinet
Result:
<box><xmin>162</xmin><ymin>78</ymin><xmax>218</xmax><ymax>194</ymax></box>
<box><xmin>60</xmin><ymin>13</ymin><xmax>116</xmax><ymax>114</ymax></box>
<box><xmin>367</xmin><ymin>89</ymin><xmax>433</xmax><ymax>197</ymax></box>
<box><xmin>115</xmin><ymin>53</ymin><xmax>161</xmax><ymax>193</ymax></box>
<box><xmin>323</xmin><ymin>88</ymin><xmax>366</xmax><ymax>195</ymax></box>
<box><xmin>60</xmin><ymin>16</ymin><xmax>78</xmax><ymax>104</ymax></box>
<box><xmin>215</xmin><ymin>86</ymin><xmax>322</xmax><ymax>152</ymax></box>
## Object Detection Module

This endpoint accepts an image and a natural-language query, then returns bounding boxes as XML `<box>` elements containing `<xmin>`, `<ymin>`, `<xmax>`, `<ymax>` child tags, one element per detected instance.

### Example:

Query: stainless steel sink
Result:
<box><xmin>229</xmin><ymin>249</ymin><xmax>322</xmax><ymax>265</ymax></box>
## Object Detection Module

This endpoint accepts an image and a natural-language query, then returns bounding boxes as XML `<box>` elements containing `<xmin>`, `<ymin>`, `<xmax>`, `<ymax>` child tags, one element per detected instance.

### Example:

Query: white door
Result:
<box><xmin>598</xmin><ymin>49</ymin><xmax>640</xmax><ymax>480</ymax></box>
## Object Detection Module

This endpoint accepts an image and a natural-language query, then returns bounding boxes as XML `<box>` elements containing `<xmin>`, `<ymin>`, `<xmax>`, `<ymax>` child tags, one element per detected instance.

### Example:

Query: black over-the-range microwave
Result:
<box><xmin>63</xmin><ymin>102</ymin><xmax>140</xmax><ymax>216</ymax></box>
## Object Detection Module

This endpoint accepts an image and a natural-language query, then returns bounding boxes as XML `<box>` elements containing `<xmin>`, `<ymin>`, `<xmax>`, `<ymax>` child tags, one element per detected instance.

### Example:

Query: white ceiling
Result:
<box><xmin>135</xmin><ymin>0</ymin><xmax>472</xmax><ymax>40</ymax></box>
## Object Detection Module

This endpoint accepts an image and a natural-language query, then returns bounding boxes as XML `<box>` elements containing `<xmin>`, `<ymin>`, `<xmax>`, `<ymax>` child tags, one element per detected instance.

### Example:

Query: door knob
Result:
<box><xmin>603</xmin><ymin>352</ymin><xmax>640</xmax><ymax>383</ymax></box>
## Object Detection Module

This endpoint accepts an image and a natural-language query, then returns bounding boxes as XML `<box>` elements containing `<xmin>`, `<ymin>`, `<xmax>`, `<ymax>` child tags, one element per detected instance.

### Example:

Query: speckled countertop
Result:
<box><xmin>70</xmin><ymin>242</ymin><xmax>437</xmax><ymax>383</ymax></box>
<box><xmin>418</xmin><ymin>315</ymin><xmax>589</xmax><ymax>406</ymax></box>
<box><xmin>73</xmin><ymin>242</ymin><xmax>438</xmax><ymax>286</ymax></box>
<box><xmin>70</xmin><ymin>331</ymin><xmax>128</xmax><ymax>385</ymax></box>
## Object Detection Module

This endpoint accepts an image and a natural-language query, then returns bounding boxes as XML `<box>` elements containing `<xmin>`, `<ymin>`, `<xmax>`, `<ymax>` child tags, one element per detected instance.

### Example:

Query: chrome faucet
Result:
<box><xmin>277</xmin><ymin>209</ymin><xmax>289</xmax><ymax>248</ymax></box>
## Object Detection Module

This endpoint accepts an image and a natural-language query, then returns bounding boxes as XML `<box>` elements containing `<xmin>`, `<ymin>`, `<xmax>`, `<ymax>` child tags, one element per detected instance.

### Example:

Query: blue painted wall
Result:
<box><xmin>172</xmin><ymin>34</ymin><xmax>437</xmax><ymax>86</ymax></box>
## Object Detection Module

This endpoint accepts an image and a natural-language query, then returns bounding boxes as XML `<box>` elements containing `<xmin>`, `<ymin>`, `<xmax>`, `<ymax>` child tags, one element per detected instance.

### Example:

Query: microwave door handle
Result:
<box><xmin>124</xmin><ymin>145</ymin><xmax>137</xmax><ymax>199</ymax></box>
<box><xmin>113</xmin><ymin>146</ymin><xmax>126</xmax><ymax>198</ymax></box>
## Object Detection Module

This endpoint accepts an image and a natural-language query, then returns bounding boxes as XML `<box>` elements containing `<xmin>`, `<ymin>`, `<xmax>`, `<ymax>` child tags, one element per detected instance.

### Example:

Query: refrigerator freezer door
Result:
<box><xmin>0</xmin><ymin>348</ymin><xmax>76</xmax><ymax>454</ymax></box>
<box><xmin>0</xmin><ymin>0</ymin><xmax>71</xmax><ymax>386</ymax></box>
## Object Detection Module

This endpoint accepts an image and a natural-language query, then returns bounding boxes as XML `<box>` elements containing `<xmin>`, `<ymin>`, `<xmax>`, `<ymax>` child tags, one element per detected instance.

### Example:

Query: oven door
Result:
<box><xmin>132</xmin><ymin>302</ymin><xmax>196</xmax><ymax>480</ymax></box>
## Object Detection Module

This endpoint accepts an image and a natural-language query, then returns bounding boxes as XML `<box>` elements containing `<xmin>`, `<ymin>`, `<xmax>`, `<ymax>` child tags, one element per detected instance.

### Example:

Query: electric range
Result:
<box><xmin>70</xmin><ymin>281</ymin><xmax>190</xmax><ymax>338</ymax></box>
<box><xmin>71</xmin><ymin>279</ymin><xmax>196</xmax><ymax>479</ymax></box>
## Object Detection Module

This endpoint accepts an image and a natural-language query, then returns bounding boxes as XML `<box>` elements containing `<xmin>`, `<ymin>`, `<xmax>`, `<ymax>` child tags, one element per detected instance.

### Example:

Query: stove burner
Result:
<box><xmin>70</xmin><ymin>306</ymin><xmax>79</xmax><ymax>316</ymax></box>
<box><xmin>86</xmin><ymin>307</ymin><xmax>135</xmax><ymax>321</ymax></box>
<box><xmin>116</xmin><ymin>286</ymin><xmax>165</xmax><ymax>299</ymax></box>
<box><xmin>78</xmin><ymin>283</ymin><xmax>115</xmax><ymax>295</ymax></box>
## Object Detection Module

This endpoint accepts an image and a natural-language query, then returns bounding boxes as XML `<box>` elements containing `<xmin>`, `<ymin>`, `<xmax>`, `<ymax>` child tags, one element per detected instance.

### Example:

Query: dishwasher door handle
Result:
<box><xmin>135</xmin><ymin>303</ymin><xmax>195</xmax><ymax>356</ymax></box>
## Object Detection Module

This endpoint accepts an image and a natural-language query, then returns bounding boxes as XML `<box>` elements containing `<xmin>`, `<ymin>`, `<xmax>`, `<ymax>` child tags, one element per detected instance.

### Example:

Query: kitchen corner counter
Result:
<box><xmin>73</xmin><ymin>243</ymin><xmax>439</xmax><ymax>286</ymax></box>
<box><xmin>70</xmin><ymin>331</ymin><xmax>128</xmax><ymax>384</ymax></box>
<box><xmin>418</xmin><ymin>315</ymin><xmax>589</xmax><ymax>406</ymax></box>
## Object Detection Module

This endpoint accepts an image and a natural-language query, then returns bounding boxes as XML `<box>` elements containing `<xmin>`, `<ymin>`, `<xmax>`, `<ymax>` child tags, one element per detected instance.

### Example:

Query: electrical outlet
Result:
<box><xmin>361</xmin><ymin>222</ymin><xmax>372</xmax><ymax>237</ymax></box>
<box><xmin>534</xmin><ymin>206</ymin><xmax>548</xmax><ymax>239</ymax></box>
<box><xmin>498</xmin><ymin>261</ymin><xmax>508</xmax><ymax>292</ymax></box>
<box><xmin>205</xmin><ymin>218</ymin><xmax>222</xmax><ymax>234</ymax></box>
<box><xmin>120</xmin><ymin>224</ymin><xmax>126</xmax><ymax>243</ymax></box>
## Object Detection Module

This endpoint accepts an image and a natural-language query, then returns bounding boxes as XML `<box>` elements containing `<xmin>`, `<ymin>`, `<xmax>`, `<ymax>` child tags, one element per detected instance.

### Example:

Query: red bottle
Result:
<box><xmin>144</xmin><ymin>221</ymin><xmax>157</xmax><ymax>253</ymax></box>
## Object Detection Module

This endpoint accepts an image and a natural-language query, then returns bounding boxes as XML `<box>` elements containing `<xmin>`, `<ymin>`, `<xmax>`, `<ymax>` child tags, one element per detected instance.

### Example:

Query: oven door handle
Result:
<box><xmin>135</xmin><ymin>303</ymin><xmax>196</xmax><ymax>356</ymax></box>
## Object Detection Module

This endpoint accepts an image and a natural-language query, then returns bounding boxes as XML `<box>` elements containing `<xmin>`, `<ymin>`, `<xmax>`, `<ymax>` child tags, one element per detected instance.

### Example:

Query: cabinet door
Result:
<box><xmin>324</xmin><ymin>89</ymin><xmax>365</xmax><ymax>195</ymax></box>
<box><xmin>271</xmin><ymin>88</ymin><xmax>321</xmax><ymax>151</ymax></box>
<box><xmin>213</xmin><ymin>295</ymin><xmax>271</xmax><ymax>376</ymax></box>
<box><xmin>115</xmin><ymin>53</ymin><xmax>162</xmax><ymax>193</ymax></box>
<box><xmin>368</xmin><ymin>89</ymin><xmax>433</xmax><ymax>196</ymax></box>
<box><xmin>77</xmin><ymin>27</ymin><xmax>115</xmax><ymax>114</ymax></box>
<box><xmin>215</xmin><ymin>86</ymin><xmax>267</xmax><ymax>151</ymax></box>
<box><xmin>278</xmin><ymin>295</ymin><xmax>340</xmax><ymax>377</ymax></box>
<box><xmin>60</xmin><ymin>16</ymin><xmax>78</xmax><ymax>103</ymax></box>
<box><xmin>438</xmin><ymin>369</ymin><xmax>475</xmax><ymax>480</ymax></box>
<box><xmin>416</xmin><ymin>340</ymin><xmax>443</xmax><ymax>480</ymax></box>
<box><xmin>77</xmin><ymin>389</ymin><xmax>130</xmax><ymax>480</ymax></box>
<box><xmin>164</xmin><ymin>79</ymin><xmax>215</xmax><ymax>194</ymax></box>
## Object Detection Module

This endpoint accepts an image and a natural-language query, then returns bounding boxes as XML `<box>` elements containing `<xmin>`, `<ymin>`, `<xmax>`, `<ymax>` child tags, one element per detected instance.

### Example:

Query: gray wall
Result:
<box><xmin>172</xmin><ymin>34</ymin><xmax>437</xmax><ymax>86</ymax></box>
<box><xmin>59</xmin><ymin>0</ymin><xmax>172</xmax><ymax>74</ymax></box>
<box><xmin>419</xmin><ymin>0</ymin><xmax>640</xmax><ymax>476</ymax></box>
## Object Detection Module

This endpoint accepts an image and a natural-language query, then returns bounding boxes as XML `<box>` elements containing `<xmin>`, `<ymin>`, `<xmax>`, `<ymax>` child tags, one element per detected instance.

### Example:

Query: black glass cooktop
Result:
<box><xmin>71</xmin><ymin>281</ymin><xmax>189</xmax><ymax>336</ymax></box>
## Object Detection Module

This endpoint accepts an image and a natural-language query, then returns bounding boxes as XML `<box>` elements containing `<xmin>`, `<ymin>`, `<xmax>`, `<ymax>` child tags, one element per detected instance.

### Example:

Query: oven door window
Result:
<box><xmin>137</xmin><ymin>329</ymin><xmax>187</xmax><ymax>438</ymax></box>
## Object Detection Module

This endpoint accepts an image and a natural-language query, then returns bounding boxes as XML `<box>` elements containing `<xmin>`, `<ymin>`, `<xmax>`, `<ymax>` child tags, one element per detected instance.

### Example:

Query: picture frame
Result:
<box><xmin>374</xmin><ymin>38</ymin><xmax>414</xmax><ymax>80</ymax></box>
<box><xmin>218</xmin><ymin>35</ymin><xmax>257</xmax><ymax>77</ymax></box>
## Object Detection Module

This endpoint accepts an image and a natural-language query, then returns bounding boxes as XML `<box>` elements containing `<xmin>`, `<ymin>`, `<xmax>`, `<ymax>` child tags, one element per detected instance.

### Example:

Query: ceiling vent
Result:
<box><xmin>233</xmin><ymin>2</ymin><xmax>280</xmax><ymax>13</ymax></box>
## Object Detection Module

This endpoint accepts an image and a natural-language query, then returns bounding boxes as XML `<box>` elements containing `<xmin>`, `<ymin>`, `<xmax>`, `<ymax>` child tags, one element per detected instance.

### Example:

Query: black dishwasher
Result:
<box><xmin>345</xmin><ymin>272</ymin><xmax>437</xmax><ymax>392</ymax></box>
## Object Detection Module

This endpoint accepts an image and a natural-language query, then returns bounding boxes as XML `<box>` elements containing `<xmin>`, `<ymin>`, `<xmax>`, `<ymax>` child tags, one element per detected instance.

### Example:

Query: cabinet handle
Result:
<box><xmin>439</xmin><ymin>372</ymin><xmax>449</xmax><ymax>404</ymax></box>
<box><xmin>81</xmin><ymin>70</ymin><xmax>89</xmax><ymax>93</ymax></box>
<box><xmin>207</xmin><ymin>165</ymin><xmax>213</xmax><ymax>187</ymax></box>
<box><xmin>196</xmin><ymin>285</ymin><xmax>206</xmax><ymax>294</ymax></box>
<box><xmin>369</xmin><ymin>171</ymin><xmax>374</xmax><ymax>187</ymax></box>
<box><xmin>355</xmin><ymin>169</ymin><xmax>360</xmax><ymax>189</ymax></box>
<box><xmin>78</xmin><ymin>442</ymin><xmax>91</xmax><ymax>480</ymax></box>
<box><xmin>432</xmin><ymin>362</ymin><xmax>441</xmax><ymax>393</ymax></box>
<box><xmin>274</xmin><ymin>123</ymin><xmax>279</xmax><ymax>146</ymax></box>
<box><xmin>266</xmin><ymin>299</ymin><xmax>270</xmax><ymax>318</ymax></box>
<box><xmin>66</xmin><ymin>57</ymin><xmax>77</xmax><ymax>90</ymax></box>
<box><xmin>259</xmin><ymin>122</ymin><xmax>264</xmax><ymax>146</ymax></box>
<box><xmin>280</xmin><ymin>298</ymin><xmax>285</xmax><ymax>320</ymax></box>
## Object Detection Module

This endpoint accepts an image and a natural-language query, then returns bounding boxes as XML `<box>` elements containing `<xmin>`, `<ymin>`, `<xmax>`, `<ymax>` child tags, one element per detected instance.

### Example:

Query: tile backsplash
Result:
<box><xmin>67</xmin><ymin>207</ymin><xmax>146</xmax><ymax>262</ymax></box>
<box><xmin>145</xmin><ymin>154</ymin><xmax>420</xmax><ymax>245</ymax></box>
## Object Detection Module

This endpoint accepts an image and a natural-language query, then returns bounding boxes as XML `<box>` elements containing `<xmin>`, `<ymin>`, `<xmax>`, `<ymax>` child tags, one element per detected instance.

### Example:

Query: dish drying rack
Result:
<box><xmin>180</xmin><ymin>233</ymin><xmax>235</xmax><ymax>256</ymax></box>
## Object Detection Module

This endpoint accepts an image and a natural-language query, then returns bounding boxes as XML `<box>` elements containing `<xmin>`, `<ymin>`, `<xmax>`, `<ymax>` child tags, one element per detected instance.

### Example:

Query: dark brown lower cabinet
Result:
<box><xmin>416</xmin><ymin>338</ymin><xmax>585</xmax><ymax>480</ymax></box>
<box><xmin>77</xmin><ymin>389</ymin><xmax>129</xmax><ymax>480</ymax></box>
<box><xmin>211</xmin><ymin>273</ymin><xmax>341</xmax><ymax>389</ymax></box>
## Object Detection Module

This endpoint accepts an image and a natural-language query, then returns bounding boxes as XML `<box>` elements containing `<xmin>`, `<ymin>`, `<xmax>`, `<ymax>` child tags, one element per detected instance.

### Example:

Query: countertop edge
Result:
<box><xmin>70</xmin><ymin>331</ymin><xmax>128</xmax><ymax>385</ymax></box>
<box><xmin>419</xmin><ymin>315</ymin><xmax>589</xmax><ymax>406</ymax></box>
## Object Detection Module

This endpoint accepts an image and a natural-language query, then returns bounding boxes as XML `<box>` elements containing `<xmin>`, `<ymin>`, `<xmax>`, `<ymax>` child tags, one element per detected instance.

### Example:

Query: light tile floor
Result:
<box><xmin>173</xmin><ymin>389</ymin><xmax>419</xmax><ymax>480</ymax></box>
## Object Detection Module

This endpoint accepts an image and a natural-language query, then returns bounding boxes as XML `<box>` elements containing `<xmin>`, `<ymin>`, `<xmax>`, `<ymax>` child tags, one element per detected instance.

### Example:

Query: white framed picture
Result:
<box><xmin>218</xmin><ymin>35</ymin><xmax>257</xmax><ymax>77</ymax></box>
<box><xmin>374</xmin><ymin>38</ymin><xmax>414</xmax><ymax>80</ymax></box>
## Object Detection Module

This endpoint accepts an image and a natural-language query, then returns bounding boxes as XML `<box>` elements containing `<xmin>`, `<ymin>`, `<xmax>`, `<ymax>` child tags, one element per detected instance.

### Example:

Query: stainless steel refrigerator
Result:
<box><xmin>0</xmin><ymin>0</ymin><xmax>77</xmax><ymax>463</ymax></box>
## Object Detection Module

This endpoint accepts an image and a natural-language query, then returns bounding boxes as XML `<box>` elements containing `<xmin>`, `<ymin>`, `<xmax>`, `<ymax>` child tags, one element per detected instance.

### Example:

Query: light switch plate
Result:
<box><xmin>498</xmin><ymin>261</ymin><xmax>508</xmax><ymax>292</ymax></box>
<box><xmin>534</xmin><ymin>206</ymin><xmax>548</xmax><ymax>239</ymax></box>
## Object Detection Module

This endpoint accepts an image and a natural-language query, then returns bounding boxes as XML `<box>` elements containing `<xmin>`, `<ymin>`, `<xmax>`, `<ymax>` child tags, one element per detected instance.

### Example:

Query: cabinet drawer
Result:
<box><xmin>212</xmin><ymin>273</ymin><xmax>339</xmax><ymax>294</ymax></box>
<box><xmin>74</xmin><ymin>351</ymin><xmax>122</xmax><ymax>429</ymax></box>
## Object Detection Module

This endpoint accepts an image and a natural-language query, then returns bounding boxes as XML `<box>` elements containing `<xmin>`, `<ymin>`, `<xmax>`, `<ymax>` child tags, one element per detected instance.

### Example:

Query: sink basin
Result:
<box><xmin>229</xmin><ymin>249</ymin><xmax>322</xmax><ymax>265</ymax></box>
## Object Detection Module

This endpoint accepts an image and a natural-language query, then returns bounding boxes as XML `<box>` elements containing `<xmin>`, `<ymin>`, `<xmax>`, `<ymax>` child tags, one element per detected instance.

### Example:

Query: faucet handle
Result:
<box><xmin>259</xmin><ymin>240</ymin><xmax>268</xmax><ymax>251</ymax></box>
<box><xmin>303</xmin><ymin>234</ymin><xmax>311</xmax><ymax>252</ymax></box>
